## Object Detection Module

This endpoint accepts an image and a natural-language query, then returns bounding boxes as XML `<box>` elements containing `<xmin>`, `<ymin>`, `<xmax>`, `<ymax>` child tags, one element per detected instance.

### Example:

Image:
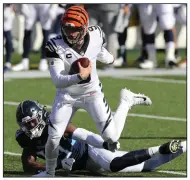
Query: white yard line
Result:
<box><xmin>128</xmin><ymin>113</ymin><xmax>186</xmax><ymax>122</ymax></box>
<box><xmin>3</xmin><ymin>152</ymin><xmax>186</xmax><ymax>176</ymax></box>
<box><xmin>157</xmin><ymin>170</ymin><xmax>186</xmax><ymax>176</ymax></box>
<box><xmin>4</xmin><ymin>69</ymin><xmax>186</xmax><ymax>84</ymax></box>
<box><xmin>122</xmin><ymin>77</ymin><xmax>186</xmax><ymax>84</ymax></box>
<box><xmin>4</xmin><ymin>101</ymin><xmax>186</xmax><ymax>122</ymax></box>
<box><xmin>4</xmin><ymin>152</ymin><xmax>21</xmax><ymax>156</ymax></box>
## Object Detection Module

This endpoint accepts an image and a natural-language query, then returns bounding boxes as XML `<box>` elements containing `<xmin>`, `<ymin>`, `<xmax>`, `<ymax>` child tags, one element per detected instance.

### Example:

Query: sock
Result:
<box><xmin>164</xmin><ymin>30</ymin><xmax>174</xmax><ymax>43</ymax></box>
<box><xmin>45</xmin><ymin>136</ymin><xmax>60</xmax><ymax>175</ymax></box>
<box><xmin>4</xmin><ymin>31</ymin><xmax>13</xmax><ymax>63</ymax></box>
<box><xmin>110</xmin><ymin>149</ymin><xmax>151</xmax><ymax>172</ymax></box>
<box><xmin>148</xmin><ymin>145</ymin><xmax>160</xmax><ymax>156</ymax></box>
<box><xmin>146</xmin><ymin>44</ymin><xmax>157</xmax><ymax>63</ymax></box>
<box><xmin>113</xmin><ymin>100</ymin><xmax>130</xmax><ymax>141</ymax></box>
<box><xmin>23</xmin><ymin>30</ymin><xmax>32</xmax><ymax>58</ymax></box>
<box><xmin>120</xmin><ymin>45</ymin><xmax>127</xmax><ymax>63</ymax></box>
<box><xmin>165</xmin><ymin>42</ymin><xmax>176</xmax><ymax>61</ymax></box>
<box><xmin>45</xmin><ymin>158</ymin><xmax>57</xmax><ymax>175</ymax></box>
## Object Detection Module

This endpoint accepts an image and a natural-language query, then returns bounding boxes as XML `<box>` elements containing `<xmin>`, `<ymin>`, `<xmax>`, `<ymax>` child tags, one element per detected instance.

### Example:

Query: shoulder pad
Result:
<box><xmin>88</xmin><ymin>25</ymin><xmax>106</xmax><ymax>45</ymax></box>
<box><xmin>45</xmin><ymin>36</ymin><xmax>62</xmax><ymax>58</ymax></box>
<box><xmin>16</xmin><ymin>129</ymin><xmax>30</xmax><ymax>148</ymax></box>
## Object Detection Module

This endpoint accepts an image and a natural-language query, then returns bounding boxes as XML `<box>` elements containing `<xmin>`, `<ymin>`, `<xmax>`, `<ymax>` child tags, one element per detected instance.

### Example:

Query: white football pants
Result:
<box><xmin>4</xmin><ymin>6</ymin><xmax>15</xmax><ymax>31</ymax></box>
<box><xmin>138</xmin><ymin>4</ymin><xmax>175</xmax><ymax>34</ymax></box>
<box><xmin>49</xmin><ymin>89</ymin><xmax>129</xmax><ymax>143</ymax></box>
<box><xmin>21</xmin><ymin>4</ymin><xmax>55</xmax><ymax>30</ymax></box>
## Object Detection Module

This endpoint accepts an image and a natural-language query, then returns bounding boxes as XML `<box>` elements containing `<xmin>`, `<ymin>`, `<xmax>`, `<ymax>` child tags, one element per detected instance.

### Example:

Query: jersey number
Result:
<box><xmin>88</xmin><ymin>26</ymin><xmax>97</xmax><ymax>32</ymax></box>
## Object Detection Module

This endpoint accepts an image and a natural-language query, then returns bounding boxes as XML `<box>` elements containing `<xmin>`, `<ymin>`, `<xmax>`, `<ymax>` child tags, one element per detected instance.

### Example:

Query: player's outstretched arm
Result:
<box><xmin>21</xmin><ymin>148</ymin><xmax>45</xmax><ymax>174</ymax></box>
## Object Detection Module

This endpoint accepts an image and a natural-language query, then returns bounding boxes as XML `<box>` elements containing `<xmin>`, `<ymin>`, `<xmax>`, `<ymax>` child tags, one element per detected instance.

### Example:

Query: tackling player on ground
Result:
<box><xmin>16</xmin><ymin>100</ymin><xmax>186</xmax><ymax>176</ymax></box>
<box><xmin>15</xmin><ymin>100</ymin><xmax>186</xmax><ymax>175</ymax></box>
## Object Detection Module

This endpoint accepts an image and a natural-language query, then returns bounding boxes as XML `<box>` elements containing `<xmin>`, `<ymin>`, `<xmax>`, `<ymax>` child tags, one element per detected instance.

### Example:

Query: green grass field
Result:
<box><xmin>6</xmin><ymin>49</ymin><xmax>186</xmax><ymax>69</ymax></box>
<box><xmin>3</xmin><ymin>50</ymin><xmax>187</xmax><ymax>177</ymax></box>
<box><xmin>4</xmin><ymin>75</ymin><xmax>187</xmax><ymax>177</ymax></box>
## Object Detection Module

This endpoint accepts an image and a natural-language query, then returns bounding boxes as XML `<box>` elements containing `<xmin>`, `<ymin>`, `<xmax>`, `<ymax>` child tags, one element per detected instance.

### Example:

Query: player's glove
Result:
<box><xmin>61</xmin><ymin>158</ymin><xmax>75</xmax><ymax>171</ymax></box>
<box><xmin>103</xmin><ymin>141</ymin><xmax>120</xmax><ymax>152</ymax></box>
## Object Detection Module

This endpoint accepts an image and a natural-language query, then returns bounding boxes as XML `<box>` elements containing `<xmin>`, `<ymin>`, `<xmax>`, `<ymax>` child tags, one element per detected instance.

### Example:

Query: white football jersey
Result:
<box><xmin>45</xmin><ymin>25</ymin><xmax>114</xmax><ymax>95</ymax></box>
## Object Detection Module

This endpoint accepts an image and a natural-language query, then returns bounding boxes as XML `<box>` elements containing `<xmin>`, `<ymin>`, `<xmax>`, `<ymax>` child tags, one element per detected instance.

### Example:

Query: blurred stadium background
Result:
<box><xmin>3</xmin><ymin>3</ymin><xmax>187</xmax><ymax>177</ymax></box>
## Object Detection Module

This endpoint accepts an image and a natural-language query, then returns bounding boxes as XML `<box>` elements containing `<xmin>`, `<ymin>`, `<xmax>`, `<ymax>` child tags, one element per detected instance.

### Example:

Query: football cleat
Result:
<box><xmin>159</xmin><ymin>140</ymin><xmax>182</xmax><ymax>154</ymax></box>
<box><xmin>120</xmin><ymin>88</ymin><xmax>152</xmax><ymax>108</ymax></box>
<box><xmin>39</xmin><ymin>59</ymin><xmax>48</xmax><ymax>71</ymax></box>
<box><xmin>32</xmin><ymin>171</ymin><xmax>54</xmax><ymax>177</ymax></box>
<box><xmin>138</xmin><ymin>60</ymin><xmax>156</xmax><ymax>69</ymax></box>
<box><xmin>113</xmin><ymin>57</ymin><xmax>123</xmax><ymax>67</ymax></box>
<box><xmin>12</xmin><ymin>58</ymin><xmax>29</xmax><ymax>71</ymax></box>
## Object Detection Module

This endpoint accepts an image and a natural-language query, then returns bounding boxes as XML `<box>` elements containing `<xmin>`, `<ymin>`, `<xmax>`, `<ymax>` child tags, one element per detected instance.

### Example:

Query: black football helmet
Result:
<box><xmin>16</xmin><ymin>100</ymin><xmax>47</xmax><ymax>139</ymax></box>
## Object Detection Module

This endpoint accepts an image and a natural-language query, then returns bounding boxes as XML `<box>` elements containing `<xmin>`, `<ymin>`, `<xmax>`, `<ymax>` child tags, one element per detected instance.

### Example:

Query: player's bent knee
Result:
<box><xmin>99</xmin><ymin>120</ymin><xmax>118</xmax><ymax>143</ymax></box>
<box><xmin>101</xmin><ymin>130</ymin><xmax>118</xmax><ymax>143</ymax></box>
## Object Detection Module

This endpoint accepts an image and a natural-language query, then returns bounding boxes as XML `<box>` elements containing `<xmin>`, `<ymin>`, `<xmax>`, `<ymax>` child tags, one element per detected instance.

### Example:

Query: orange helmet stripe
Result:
<box><xmin>62</xmin><ymin>6</ymin><xmax>88</xmax><ymax>27</ymax></box>
<box><xmin>66</xmin><ymin>12</ymin><xmax>86</xmax><ymax>24</ymax></box>
<box><xmin>69</xmin><ymin>6</ymin><xmax>88</xmax><ymax>21</ymax></box>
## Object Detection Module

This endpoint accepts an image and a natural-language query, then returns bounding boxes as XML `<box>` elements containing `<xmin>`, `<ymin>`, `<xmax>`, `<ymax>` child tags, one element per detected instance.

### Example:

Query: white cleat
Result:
<box><xmin>113</xmin><ymin>57</ymin><xmax>123</xmax><ymax>67</ymax></box>
<box><xmin>138</xmin><ymin>60</ymin><xmax>156</xmax><ymax>69</ymax></box>
<box><xmin>32</xmin><ymin>171</ymin><xmax>54</xmax><ymax>177</ymax></box>
<box><xmin>12</xmin><ymin>58</ymin><xmax>29</xmax><ymax>71</ymax></box>
<box><xmin>39</xmin><ymin>59</ymin><xmax>48</xmax><ymax>71</ymax></box>
<box><xmin>120</xmin><ymin>88</ymin><xmax>152</xmax><ymax>108</ymax></box>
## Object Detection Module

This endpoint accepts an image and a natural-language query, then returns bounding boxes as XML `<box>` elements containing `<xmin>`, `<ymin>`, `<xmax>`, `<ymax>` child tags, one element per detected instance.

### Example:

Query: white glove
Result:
<box><xmin>61</xmin><ymin>158</ymin><xmax>75</xmax><ymax>171</ymax></box>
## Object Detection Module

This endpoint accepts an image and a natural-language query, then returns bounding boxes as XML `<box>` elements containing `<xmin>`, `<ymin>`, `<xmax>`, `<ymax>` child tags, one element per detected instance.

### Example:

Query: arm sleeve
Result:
<box><xmin>71</xmin><ymin>128</ymin><xmax>104</xmax><ymax>148</ymax></box>
<box><xmin>21</xmin><ymin>148</ymin><xmax>46</xmax><ymax>173</ymax></box>
<box><xmin>45</xmin><ymin>41</ymin><xmax>81</xmax><ymax>88</ymax></box>
<box><xmin>97</xmin><ymin>46</ymin><xmax>114</xmax><ymax>65</ymax></box>
<box><xmin>48</xmin><ymin>57</ymin><xmax>81</xmax><ymax>88</ymax></box>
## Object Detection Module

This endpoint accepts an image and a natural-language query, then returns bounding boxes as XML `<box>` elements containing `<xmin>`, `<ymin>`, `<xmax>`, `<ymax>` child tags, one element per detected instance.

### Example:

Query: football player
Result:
<box><xmin>12</xmin><ymin>4</ymin><xmax>57</xmax><ymax>72</ymax></box>
<box><xmin>3</xmin><ymin>4</ymin><xmax>15</xmax><ymax>72</ymax></box>
<box><xmin>15</xmin><ymin>100</ymin><xmax>186</xmax><ymax>175</ymax></box>
<box><xmin>138</xmin><ymin>4</ymin><xmax>177</xmax><ymax>69</ymax></box>
<box><xmin>113</xmin><ymin>4</ymin><xmax>132</xmax><ymax>67</ymax></box>
<box><xmin>173</xmin><ymin>4</ymin><xmax>187</xmax><ymax>68</ymax></box>
<box><xmin>40</xmin><ymin>5</ymin><xmax>153</xmax><ymax>177</ymax></box>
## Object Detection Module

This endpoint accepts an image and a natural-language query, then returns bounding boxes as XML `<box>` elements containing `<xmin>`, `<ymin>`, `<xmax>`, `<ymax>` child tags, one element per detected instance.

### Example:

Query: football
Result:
<box><xmin>70</xmin><ymin>57</ymin><xmax>90</xmax><ymax>74</ymax></box>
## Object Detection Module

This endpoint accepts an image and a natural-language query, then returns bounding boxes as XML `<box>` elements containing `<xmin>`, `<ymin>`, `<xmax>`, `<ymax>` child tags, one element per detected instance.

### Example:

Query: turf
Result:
<box><xmin>3</xmin><ymin>74</ymin><xmax>187</xmax><ymax>177</ymax></box>
<box><xmin>6</xmin><ymin>49</ymin><xmax>186</xmax><ymax>69</ymax></box>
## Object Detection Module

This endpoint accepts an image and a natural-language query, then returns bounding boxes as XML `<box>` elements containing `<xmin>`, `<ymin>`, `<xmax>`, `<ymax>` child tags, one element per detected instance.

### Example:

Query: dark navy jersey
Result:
<box><xmin>16</xmin><ymin>125</ymin><xmax>89</xmax><ymax>170</ymax></box>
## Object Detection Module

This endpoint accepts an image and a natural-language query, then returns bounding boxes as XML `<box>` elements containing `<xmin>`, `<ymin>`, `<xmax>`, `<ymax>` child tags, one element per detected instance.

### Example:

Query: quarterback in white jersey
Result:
<box><xmin>39</xmin><ymin>6</ymin><xmax>152</xmax><ymax>177</ymax></box>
